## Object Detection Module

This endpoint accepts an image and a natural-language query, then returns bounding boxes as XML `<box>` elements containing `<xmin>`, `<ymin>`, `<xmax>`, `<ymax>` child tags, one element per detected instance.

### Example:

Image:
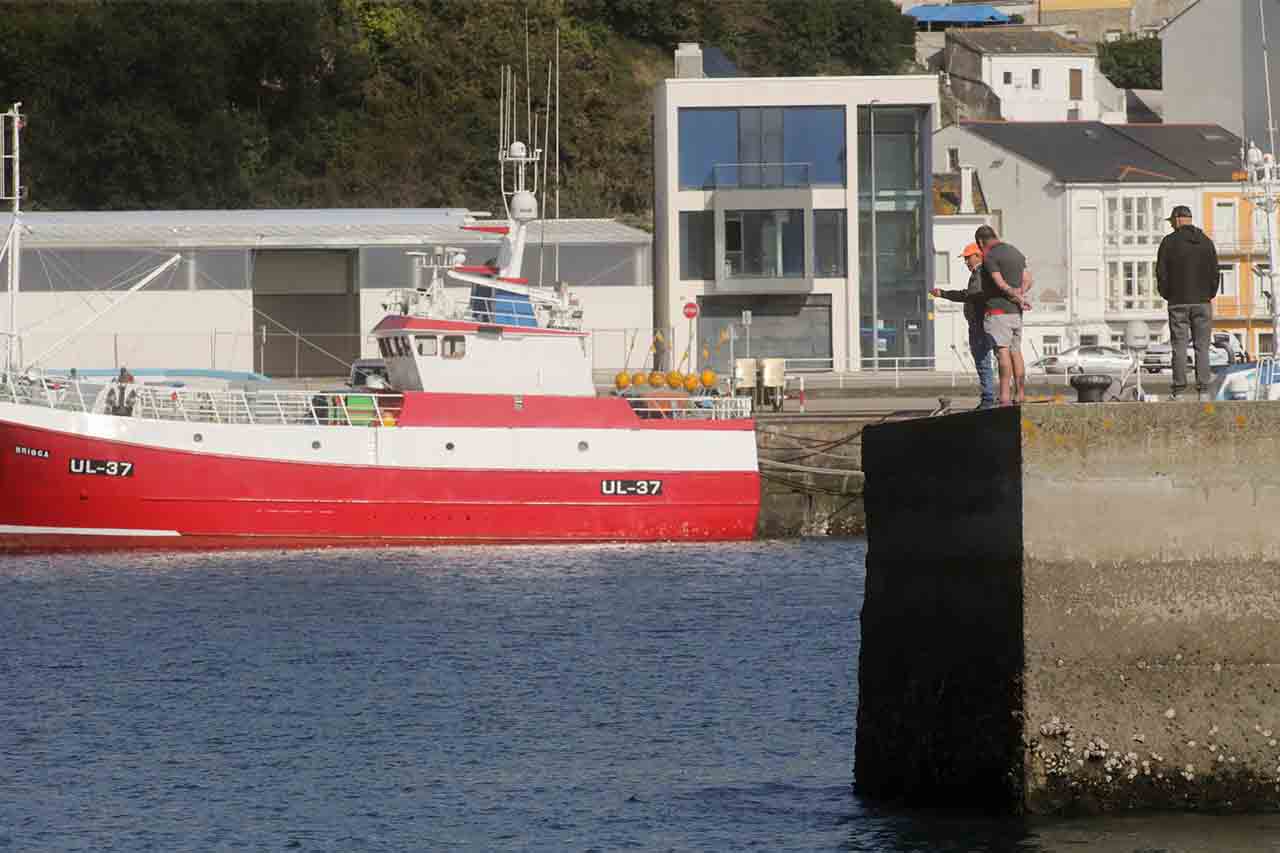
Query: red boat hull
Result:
<box><xmin>0</xmin><ymin>421</ymin><xmax>760</xmax><ymax>552</ymax></box>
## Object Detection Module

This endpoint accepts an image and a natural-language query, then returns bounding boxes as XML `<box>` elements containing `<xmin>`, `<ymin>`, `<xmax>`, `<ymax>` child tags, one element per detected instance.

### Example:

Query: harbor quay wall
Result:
<box><xmin>755</xmin><ymin>418</ymin><xmax>867</xmax><ymax>538</ymax></box>
<box><xmin>855</xmin><ymin>402</ymin><xmax>1280</xmax><ymax>814</ymax></box>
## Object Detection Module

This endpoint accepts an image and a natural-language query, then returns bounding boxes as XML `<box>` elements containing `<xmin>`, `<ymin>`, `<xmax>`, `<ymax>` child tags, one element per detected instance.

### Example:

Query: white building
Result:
<box><xmin>932</xmin><ymin>120</ymin><xmax>1255</xmax><ymax>367</ymax></box>
<box><xmin>941</xmin><ymin>28</ymin><xmax>1122</xmax><ymax>123</ymax></box>
<box><xmin>653</xmin><ymin>43</ymin><xmax>940</xmax><ymax>373</ymax></box>
<box><xmin>0</xmin><ymin>210</ymin><xmax>652</xmax><ymax>378</ymax></box>
<box><xmin>930</xmin><ymin>165</ymin><xmax>1002</xmax><ymax>373</ymax></box>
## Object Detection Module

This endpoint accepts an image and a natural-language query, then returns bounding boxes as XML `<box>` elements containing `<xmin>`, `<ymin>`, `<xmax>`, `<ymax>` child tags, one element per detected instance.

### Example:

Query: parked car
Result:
<box><xmin>1037</xmin><ymin>345</ymin><xmax>1139</xmax><ymax>375</ymax></box>
<box><xmin>1141</xmin><ymin>343</ymin><xmax>1229</xmax><ymax>374</ymax></box>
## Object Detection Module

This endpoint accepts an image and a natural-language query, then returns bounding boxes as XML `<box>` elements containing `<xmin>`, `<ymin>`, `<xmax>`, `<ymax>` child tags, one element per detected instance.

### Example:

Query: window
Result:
<box><xmin>1079</xmin><ymin>335</ymin><xmax>1099</xmax><ymax>346</ymax></box>
<box><xmin>1003</xmin><ymin>71</ymin><xmax>1013</xmax><ymax>85</ymax></box>
<box><xmin>723</xmin><ymin>209</ymin><xmax>804</xmax><ymax>278</ymax></box>
<box><xmin>1111</xmin><ymin>334</ymin><xmax>1127</xmax><ymax>347</ymax></box>
<box><xmin>1219</xmin><ymin>263</ymin><xmax>1238</xmax><ymax>297</ymax></box>
<box><xmin>1213</xmin><ymin>200</ymin><xmax>1238</xmax><ymax>245</ymax></box>
<box><xmin>947</xmin><ymin>147</ymin><xmax>960</xmax><ymax>171</ymax></box>
<box><xmin>394</xmin><ymin>337</ymin><xmax>411</xmax><ymax>357</ymax></box>
<box><xmin>1104</xmin><ymin>29</ymin><xmax>1123</xmax><ymax>43</ymax></box>
<box><xmin>378</xmin><ymin>338</ymin><xmax>391</xmax><ymax>358</ymax></box>
<box><xmin>1043</xmin><ymin>335</ymin><xmax>1061</xmax><ymax>356</ymax></box>
<box><xmin>415</xmin><ymin>335</ymin><xmax>438</xmax><ymax>357</ymax></box>
<box><xmin>814</xmin><ymin>210</ymin><xmax>847</xmax><ymax>277</ymax></box>
<box><xmin>1107</xmin><ymin>260</ymin><xmax>1162</xmax><ymax>310</ymax></box>
<box><xmin>1031</xmin><ymin>68</ymin><xmax>1041</xmax><ymax>90</ymax></box>
<box><xmin>1261</xmin><ymin>333</ymin><xmax>1276</xmax><ymax>356</ymax></box>
<box><xmin>1107</xmin><ymin>196</ymin><xmax>1164</xmax><ymax>245</ymax></box>
<box><xmin>1067</xmin><ymin>108</ymin><xmax>1081</xmax><ymax>121</ymax></box>
<box><xmin>677</xmin><ymin>106</ymin><xmax>846</xmax><ymax>189</ymax></box>
<box><xmin>679</xmin><ymin>211</ymin><xmax>715</xmax><ymax>280</ymax></box>
<box><xmin>442</xmin><ymin>336</ymin><xmax>466</xmax><ymax>359</ymax></box>
<box><xmin>934</xmin><ymin>251</ymin><xmax>950</xmax><ymax>285</ymax></box>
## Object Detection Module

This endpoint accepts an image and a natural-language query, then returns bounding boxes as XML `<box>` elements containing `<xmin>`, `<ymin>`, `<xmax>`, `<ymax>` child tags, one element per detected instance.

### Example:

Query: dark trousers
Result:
<box><xmin>1168</xmin><ymin>302</ymin><xmax>1213</xmax><ymax>394</ymax></box>
<box><xmin>967</xmin><ymin>315</ymin><xmax>995</xmax><ymax>406</ymax></box>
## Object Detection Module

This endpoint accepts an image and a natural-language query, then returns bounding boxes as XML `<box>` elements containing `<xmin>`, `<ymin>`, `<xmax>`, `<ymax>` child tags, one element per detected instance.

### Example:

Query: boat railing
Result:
<box><xmin>0</xmin><ymin>371</ymin><xmax>406</xmax><ymax>428</ymax></box>
<box><xmin>623</xmin><ymin>394</ymin><xmax>753</xmax><ymax>421</ymax></box>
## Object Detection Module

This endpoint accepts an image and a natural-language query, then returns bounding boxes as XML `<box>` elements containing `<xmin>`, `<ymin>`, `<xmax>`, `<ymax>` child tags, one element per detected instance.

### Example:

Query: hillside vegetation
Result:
<box><xmin>0</xmin><ymin>0</ymin><xmax>913</xmax><ymax>227</ymax></box>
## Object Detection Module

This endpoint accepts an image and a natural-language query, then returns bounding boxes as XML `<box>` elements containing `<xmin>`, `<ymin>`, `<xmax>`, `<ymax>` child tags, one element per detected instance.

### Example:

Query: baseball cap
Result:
<box><xmin>1167</xmin><ymin>205</ymin><xmax>1193</xmax><ymax>222</ymax></box>
<box><xmin>961</xmin><ymin>242</ymin><xmax>982</xmax><ymax>258</ymax></box>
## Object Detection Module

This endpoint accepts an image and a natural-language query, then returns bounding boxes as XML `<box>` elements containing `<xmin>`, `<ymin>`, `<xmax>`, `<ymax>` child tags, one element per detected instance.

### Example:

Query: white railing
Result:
<box><xmin>0</xmin><ymin>372</ymin><xmax>406</xmax><ymax>427</ymax></box>
<box><xmin>2</xmin><ymin>371</ymin><xmax>751</xmax><ymax>425</ymax></box>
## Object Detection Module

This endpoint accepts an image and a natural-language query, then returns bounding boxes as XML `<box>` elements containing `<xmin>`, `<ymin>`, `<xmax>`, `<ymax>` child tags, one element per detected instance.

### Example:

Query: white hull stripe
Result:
<box><xmin>0</xmin><ymin>524</ymin><xmax>181</xmax><ymax>537</ymax></box>
<box><xmin>0</xmin><ymin>403</ymin><xmax>759</xmax><ymax>473</ymax></box>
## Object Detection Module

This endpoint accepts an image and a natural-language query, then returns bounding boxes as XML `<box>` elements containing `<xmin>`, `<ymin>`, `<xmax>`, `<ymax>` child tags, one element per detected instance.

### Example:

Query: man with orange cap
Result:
<box><xmin>932</xmin><ymin>242</ymin><xmax>994</xmax><ymax>409</ymax></box>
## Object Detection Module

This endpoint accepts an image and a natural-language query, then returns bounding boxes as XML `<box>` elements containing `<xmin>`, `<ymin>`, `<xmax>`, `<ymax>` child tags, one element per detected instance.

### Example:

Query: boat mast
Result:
<box><xmin>2</xmin><ymin>103</ymin><xmax>21</xmax><ymax>373</ymax></box>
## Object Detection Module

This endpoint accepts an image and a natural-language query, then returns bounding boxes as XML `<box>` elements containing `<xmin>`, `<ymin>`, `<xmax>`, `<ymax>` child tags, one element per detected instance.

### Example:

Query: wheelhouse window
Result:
<box><xmin>415</xmin><ymin>335</ymin><xmax>438</xmax><ymax>357</ymax></box>
<box><xmin>378</xmin><ymin>338</ymin><xmax>391</xmax><ymax>358</ymax></box>
<box><xmin>397</xmin><ymin>337</ymin><xmax>411</xmax><ymax>356</ymax></box>
<box><xmin>442</xmin><ymin>335</ymin><xmax>467</xmax><ymax>359</ymax></box>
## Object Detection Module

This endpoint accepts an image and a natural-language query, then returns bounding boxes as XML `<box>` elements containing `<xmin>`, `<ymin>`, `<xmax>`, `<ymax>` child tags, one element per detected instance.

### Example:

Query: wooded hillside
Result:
<box><xmin>0</xmin><ymin>0</ymin><xmax>914</xmax><ymax>227</ymax></box>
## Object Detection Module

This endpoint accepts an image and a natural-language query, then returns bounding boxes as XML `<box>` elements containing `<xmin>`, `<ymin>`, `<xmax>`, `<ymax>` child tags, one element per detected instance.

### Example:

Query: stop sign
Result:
<box><xmin>683</xmin><ymin>302</ymin><xmax>699</xmax><ymax>319</ymax></box>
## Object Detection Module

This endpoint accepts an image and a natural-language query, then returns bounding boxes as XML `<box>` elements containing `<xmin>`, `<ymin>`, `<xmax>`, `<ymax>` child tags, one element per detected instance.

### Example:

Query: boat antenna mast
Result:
<box><xmin>1</xmin><ymin>102</ymin><xmax>23</xmax><ymax>373</ymax></box>
<box><xmin>496</xmin><ymin>63</ymin><xmax>541</xmax><ymax>283</ymax></box>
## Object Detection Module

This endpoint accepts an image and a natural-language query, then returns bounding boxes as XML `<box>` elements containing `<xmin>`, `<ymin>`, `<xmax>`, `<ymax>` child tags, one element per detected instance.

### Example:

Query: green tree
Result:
<box><xmin>752</xmin><ymin>0</ymin><xmax>915</xmax><ymax>76</ymax></box>
<box><xmin>1098</xmin><ymin>34</ymin><xmax>1161</xmax><ymax>90</ymax></box>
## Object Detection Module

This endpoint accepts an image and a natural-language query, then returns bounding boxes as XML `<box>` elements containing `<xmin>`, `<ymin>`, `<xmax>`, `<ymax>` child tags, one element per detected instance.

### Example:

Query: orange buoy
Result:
<box><xmin>615</xmin><ymin>371</ymin><xmax>632</xmax><ymax>391</ymax></box>
<box><xmin>683</xmin><ymin>375</ymin><xmax>699</xmax><ymax>393</ymax></box>
<box><xmin>649</xmin><ymin>371</ymin><xmax>667</xmax><ymax>388</ymax></box>
<box><xmin>700</xmin><ymin>369</ymin><xmax>717</xmax><ymax>389</ymax></box>
<box><xmin>666</xmin><ymin>370</ymin><xmax>683</xmax><ymax>389</ymax></box>
<box><xmin>632</xmin><ymin>371</ymin><xmax>648</xmax><ymax>387</ymax></box>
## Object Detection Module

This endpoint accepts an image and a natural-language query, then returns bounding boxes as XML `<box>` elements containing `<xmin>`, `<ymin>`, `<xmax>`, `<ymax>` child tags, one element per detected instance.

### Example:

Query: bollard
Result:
<box><xmin>1068</xmin><ymin>373</ymin><xmax>1112</xmax><ymax>403</ymax></box>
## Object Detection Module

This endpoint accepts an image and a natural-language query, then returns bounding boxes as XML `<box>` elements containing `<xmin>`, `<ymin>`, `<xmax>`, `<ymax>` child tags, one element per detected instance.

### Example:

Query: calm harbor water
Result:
<box><xmin>4</xmin><ymin>538</ymin><xmax>1279</xmax><ymax>852</ymax></box>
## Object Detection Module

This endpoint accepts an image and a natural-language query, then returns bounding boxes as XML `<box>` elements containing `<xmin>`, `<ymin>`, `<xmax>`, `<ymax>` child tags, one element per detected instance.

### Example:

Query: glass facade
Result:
<box><xmin>679</xmin><ymin>211</ymin><xmax>715</xmax><ymax>280</ymax></box>
<box><xmin>696</xmin><ymin>294</ymin><xmax>833</xmax><ymax>373</ymax></box>
<box><xmin>813</xmin><ymin>210</ymin><xmax>847</xmax><ymax>278</ymax></box>
<box><xmin>724</xmin><ymin>209</ymin><xmax>804</xmax><ymax>278</ymax></box>
<box><xmin>678</xmin><ymin>107</ymin><xmax>846</xmax><ymax>189</ymax></box>
<box><xmin>857</xmin><ymin>105</ymin><xmax>931</xmax><ymax>365</ymax></box>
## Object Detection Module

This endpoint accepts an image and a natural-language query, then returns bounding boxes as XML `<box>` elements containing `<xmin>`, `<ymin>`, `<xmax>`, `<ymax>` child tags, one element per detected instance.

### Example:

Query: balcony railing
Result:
<box><xmin>1211</xmin><ymin>238</ymin><xmax>1268</xmax><ymax>255</ymax></box>
<box><xmin>712</xmin><ymin>162</ymin><xmax>813</xmax><ymax>189</ymax></box>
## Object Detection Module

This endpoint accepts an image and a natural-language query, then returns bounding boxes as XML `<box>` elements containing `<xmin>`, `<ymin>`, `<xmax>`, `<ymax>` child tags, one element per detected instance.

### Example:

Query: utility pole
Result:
<box><xmin>1244</xmin><ymin>142</ymin><xmax>1280</xmax><ymax>357</ymax></box>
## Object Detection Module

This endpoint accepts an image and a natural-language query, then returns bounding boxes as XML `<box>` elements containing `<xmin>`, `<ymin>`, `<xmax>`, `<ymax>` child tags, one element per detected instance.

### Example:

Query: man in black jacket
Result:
<box><xmin>931</xmin><ymin>242</ymin><xmax>994</xmax><ymax>408</ymax></box>
<box><xmin>1156</xmin><ymin>205</ymin><xmax>1219</xmax><ymax>400</ymax></box>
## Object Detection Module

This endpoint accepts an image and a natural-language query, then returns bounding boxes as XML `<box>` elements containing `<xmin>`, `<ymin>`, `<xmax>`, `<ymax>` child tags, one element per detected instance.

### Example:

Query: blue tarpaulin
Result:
<box><xmin>906</xmin><ymin>4</ymin><xmax>1011</xmax><ymax>24</ymax></box>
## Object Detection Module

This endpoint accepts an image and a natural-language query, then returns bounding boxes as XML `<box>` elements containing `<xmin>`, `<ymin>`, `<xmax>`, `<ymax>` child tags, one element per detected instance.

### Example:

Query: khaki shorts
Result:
<box><xmin>984</xmin><ymin>312</ymin><xmax>1023</xmax><ymax>349</ymax></box>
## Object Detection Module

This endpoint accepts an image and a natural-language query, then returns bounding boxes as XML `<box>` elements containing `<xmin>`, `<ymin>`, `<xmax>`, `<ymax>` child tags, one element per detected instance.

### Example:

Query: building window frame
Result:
<box><xmin>1107</xmin><ymin>195</ymin><xmax>1164</xmax><ymax>246</ymax></box>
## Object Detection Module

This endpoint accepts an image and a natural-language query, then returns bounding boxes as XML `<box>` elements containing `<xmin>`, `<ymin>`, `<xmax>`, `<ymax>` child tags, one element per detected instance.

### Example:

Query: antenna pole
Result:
<box><xmin>525</xmin><ymin>5</ymin><xmax>532</xmax><ymax>146</ymax></box>
<box><xmin>539</xmin><ymin>60</ymin><xmax>551</xmax><ymax>287</ymax></box>
<box><xmin>5</xmin><ymin>103</ymin><xmax>21</xmax><ymax>373</ymax></box>
<box><xmin>555</xmin><ymin>22</ymin><xmax>561</xmax><ymax>282</ymax></box>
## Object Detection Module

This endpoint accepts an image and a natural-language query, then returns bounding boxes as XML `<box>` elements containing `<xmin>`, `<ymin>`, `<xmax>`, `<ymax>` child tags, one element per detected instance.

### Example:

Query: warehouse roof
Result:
<box><xmin>10</xmin><ymin>208</ymin><xmax>651</xmax><ymax>249</ymax></box>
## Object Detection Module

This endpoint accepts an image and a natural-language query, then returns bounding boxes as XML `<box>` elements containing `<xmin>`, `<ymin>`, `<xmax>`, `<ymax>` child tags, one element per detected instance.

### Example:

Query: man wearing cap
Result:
<box><xmin>931</xmin><ymin>242</ymin><xmax>995</xmax><ymax>408</ymax></box>
<box><xmin>1156</xmin><ymin>204</ymin><xmax>1219</xmax><ymax>401</ymax></box>
<box><xmin>975</xmin><ymin>225</ymin><xmax>1032</xmax><ymax>406</ymax></box>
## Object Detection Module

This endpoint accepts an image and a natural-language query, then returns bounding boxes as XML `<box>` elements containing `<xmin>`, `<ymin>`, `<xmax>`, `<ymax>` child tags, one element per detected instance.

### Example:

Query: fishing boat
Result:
<box><xmin>0</xmin><ymin>89</ymin><xmax>760</xmax><ymax>552</ymax></box>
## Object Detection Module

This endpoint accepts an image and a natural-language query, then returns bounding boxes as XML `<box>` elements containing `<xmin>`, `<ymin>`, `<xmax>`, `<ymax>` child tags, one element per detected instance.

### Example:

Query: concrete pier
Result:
<box><xmin>855</xmin><ymin>402</ymin><xmax>1280</xmax><ymax>814</ymax></box>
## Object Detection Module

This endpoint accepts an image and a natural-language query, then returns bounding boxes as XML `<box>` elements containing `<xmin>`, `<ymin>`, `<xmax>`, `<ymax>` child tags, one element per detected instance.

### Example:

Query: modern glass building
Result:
<box><xmin>653</xmin><ymin>45</ymin><xmax>938</xmax><ymax>372</ymax></box>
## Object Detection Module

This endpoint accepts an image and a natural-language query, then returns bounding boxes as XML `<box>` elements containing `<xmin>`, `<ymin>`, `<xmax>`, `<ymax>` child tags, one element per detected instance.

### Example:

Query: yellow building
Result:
<box><xmin>1203</xmin><ymin>188</ymin><xmax>1277</xmax><ymax>357</ymax></box>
